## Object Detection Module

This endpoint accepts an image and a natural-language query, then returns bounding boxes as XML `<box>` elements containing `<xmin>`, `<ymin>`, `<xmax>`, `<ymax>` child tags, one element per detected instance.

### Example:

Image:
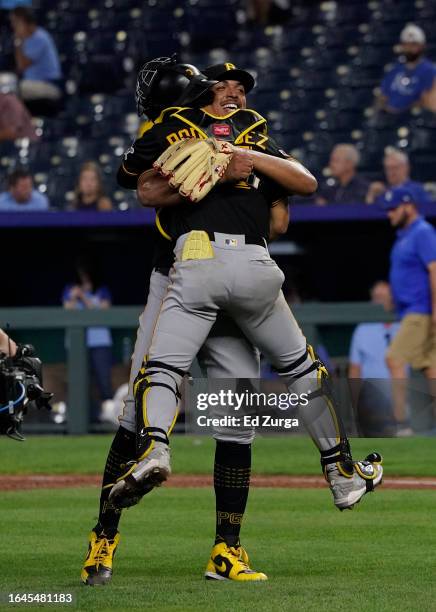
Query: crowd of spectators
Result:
<box><xmin>0</xmin><ymin>6</ymin><xmax>435</xmax><ymax>213</ymax></box>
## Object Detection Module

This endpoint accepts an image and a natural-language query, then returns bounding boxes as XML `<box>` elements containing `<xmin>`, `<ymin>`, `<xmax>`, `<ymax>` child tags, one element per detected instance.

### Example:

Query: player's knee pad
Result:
<box><xmin>133</xmin><ymin>359</ymin><xmax>186</xmax><ymax>457</ymax></box>
<box><xmin>276</xmin><ymin>344</ymin><xmax>346</xmax><ymax>441</ymax></box>
<box><xmin>275</xmin><ymin>344</ymin><xmax>332</xmax><ymax>405</ymax></box>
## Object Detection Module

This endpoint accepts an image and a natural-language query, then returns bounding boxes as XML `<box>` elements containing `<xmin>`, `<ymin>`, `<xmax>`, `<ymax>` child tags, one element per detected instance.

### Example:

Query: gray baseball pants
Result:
<box><xmin>141</xmin><ymin>232</ymin><xmax>343</xmax><ymax>452</ymax></box>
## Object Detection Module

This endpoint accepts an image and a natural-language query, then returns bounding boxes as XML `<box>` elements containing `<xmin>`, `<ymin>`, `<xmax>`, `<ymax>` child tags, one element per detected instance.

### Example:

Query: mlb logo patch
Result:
<box><xmin>212</xmin><ymin>124</ymin><xmax>231</xmax><ymax>137</ymax></box>
<box><xmin>225</xmin><ymin>238</ymin><xmax>238</xmax><ymax>247</ymax></box>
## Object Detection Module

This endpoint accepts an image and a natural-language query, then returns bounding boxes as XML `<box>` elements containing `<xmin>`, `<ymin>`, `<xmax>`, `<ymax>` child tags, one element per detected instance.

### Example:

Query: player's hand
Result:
<box><xmin>220</xmin><ymin>148</ymin><xmax>254</xmax><ymax>182</ymax></box>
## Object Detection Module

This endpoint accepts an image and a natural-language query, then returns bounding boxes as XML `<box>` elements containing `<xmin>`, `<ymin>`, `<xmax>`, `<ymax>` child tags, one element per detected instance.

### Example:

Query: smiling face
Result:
<box><xmin>203</xmin><ymin>80</ymin><xmax>247</xmax><ymax>116</ymax></box>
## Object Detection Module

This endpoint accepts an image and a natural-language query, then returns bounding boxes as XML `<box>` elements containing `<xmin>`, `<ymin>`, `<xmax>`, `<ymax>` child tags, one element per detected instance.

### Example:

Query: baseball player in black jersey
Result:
<box><xmin>106</xmin><ymin>57</ymin><xmax>384</xmax><ymax>581</ymax></box>
<box><xmin>81</xmin><ymin>59</ymin><xmax>292</xmax><ymax>586</ymax></box>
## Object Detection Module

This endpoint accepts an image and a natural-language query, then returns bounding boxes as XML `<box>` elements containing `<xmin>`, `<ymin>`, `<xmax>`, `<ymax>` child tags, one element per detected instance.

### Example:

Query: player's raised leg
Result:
<box><xmin>227</xmin><ymin>259</ymin><xmax>383</xmax><ymax>511</ymax></box>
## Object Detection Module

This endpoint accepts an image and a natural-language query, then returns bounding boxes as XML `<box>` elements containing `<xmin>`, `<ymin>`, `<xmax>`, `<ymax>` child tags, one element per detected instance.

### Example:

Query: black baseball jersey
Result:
<box><xmin>118</xmin><ymin>107</ymin><xmax>289</xmax><ymax>242</ymax></box>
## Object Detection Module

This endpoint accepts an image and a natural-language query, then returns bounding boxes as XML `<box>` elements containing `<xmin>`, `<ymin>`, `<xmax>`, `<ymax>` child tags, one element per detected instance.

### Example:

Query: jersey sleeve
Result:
<box><xmin>256</xmin><ymin>133</ymin><xmax>295</xmax><ymax>204</ymax></box>
<box><xmin>261</xmin><ymin>133</ymin><xmax>291</xmax><ymax>160</ymax></box>
<box><xmin>117</xmin><ymin>130</ymin><xmax>160</xmax><ymax>189</ymax></box>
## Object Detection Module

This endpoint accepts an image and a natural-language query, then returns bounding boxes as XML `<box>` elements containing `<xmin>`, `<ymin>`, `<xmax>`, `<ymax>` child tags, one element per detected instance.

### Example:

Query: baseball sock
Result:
<box><xmin>214</xmin><ymin>441</ymin><xmax>251</xmax><ymax>548</ymax></box>
<box><xmin>93</xmin><ymin>426</ymin><xmax>136</xmax><ymax>538</ymax></box>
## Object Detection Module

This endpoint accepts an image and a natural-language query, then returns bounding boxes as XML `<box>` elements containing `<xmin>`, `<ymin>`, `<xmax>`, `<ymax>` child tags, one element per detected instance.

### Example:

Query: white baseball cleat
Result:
<box><xmin>108</xmin><ymin>441</ymin><xmax>171</xmax><ymax>509</ymax></box>
<box><xmin>325</xmin><ymin>453</ymin><xmax>383</xmax><ymax>510</ymax></box>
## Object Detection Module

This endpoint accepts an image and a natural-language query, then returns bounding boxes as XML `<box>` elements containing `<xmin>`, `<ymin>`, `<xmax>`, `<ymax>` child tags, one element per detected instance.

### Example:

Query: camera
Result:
<box><xmin>0</xmin><ymin>345</ymin><xmax>53</xmax><ymax>440</ymax></box>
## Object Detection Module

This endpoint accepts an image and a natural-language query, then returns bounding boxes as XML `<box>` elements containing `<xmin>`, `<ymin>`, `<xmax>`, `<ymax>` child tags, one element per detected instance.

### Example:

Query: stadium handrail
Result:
<box><xmin>0</xmin><ymin>303</ymin><xmax>394</xmax><ymax>433</ymax></box>
<box><xmin>0</xmin><ymin>201</ymin><xmax>435</xmax><ymax>227</ymax></box>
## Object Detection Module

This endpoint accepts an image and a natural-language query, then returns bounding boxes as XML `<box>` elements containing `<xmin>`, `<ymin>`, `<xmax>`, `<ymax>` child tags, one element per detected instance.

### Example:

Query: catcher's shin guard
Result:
<box><xmin>109</xmin><ymin>360</ymin><xmax>182</xmax><ymax>509</ymax></box>
<box><xmin>277</xmin><ymin>346</ymin><xmax>384</xmax><ymax>509</ymax></box>
<box><xmin>81</xmin><ymin>530</ymin><xmax>120</xmax><ymax>586</ymax></box>
<box><xmin>276</xmin><ymin>344</ymin><xmax>348</xmax><ymax>453</ymax></box>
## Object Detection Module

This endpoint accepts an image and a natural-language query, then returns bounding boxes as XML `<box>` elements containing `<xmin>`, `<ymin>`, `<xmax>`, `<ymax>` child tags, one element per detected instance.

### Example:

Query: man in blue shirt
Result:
<box><xmin>377</xmin><ymin>24</ymin><xmax>436</xmax><ymax>113</ymax></box>
<box><xmin>0</xmin><ymin>168</ymin><xmax>49</xmax><ymax>211</ymax></box>
<box><xmin>381</xmin><ymin>186</ymin><xmax>436</xmax><ymax>432</ymax></box>
<box><xmin>349</xmin><ymin>281</ymin><xmax>401</xmax><ymax>435</ymax></box>
<box><xmin>10</xmin><ymin>7</ymin><xmax>62</xmax><ymax>108</ymax></box>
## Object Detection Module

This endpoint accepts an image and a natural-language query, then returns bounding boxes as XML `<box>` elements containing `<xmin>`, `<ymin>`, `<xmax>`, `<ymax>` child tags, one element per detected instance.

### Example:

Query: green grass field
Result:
<box><xmin>1</xmin><ymin>434</ymin><xmax>435</xmax><ymax>476</ymax></box>
<box><xmin>1</xmin><ymin>487</ymin><xmax>435</xmax><ymax>612</ymax></box>
<box><xmin>1</xmin><ymin>435</ymin><xmax>435</xmax><ymax>611</ymax></box>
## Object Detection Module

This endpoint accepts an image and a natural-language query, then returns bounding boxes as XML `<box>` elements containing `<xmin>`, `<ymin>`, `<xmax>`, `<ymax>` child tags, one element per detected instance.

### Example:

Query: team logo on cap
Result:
<box><xmin>225</xmin><ymin>63</ymin><xmax>236</xmax><ymax>71</ymax></box>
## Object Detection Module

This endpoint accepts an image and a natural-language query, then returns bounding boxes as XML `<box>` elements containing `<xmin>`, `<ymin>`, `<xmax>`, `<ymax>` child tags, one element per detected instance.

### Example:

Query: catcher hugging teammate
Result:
<box><xmin>81</xmin><ymin>57</ymin><xmax>383</xmax><ymax>586</ymax></box>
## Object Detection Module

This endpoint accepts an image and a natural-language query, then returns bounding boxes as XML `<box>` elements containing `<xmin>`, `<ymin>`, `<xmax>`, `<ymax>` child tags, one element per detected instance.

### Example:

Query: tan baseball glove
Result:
<box><xmin>153</xmin><ymin>138</ymin><xmax>234</xmax><ymax>202</ymax></box>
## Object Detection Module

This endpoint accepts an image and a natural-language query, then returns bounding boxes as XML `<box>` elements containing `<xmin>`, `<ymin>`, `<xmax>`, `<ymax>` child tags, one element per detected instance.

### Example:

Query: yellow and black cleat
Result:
<box><xmin>81</xmin><ymin>530</ymin><xmax>120</xmax><ymax>586</ymax></box>
<box><xmin>205</xmin><ymin>542</ymin><xmax>267</xmax><ymax>582</ymax></box>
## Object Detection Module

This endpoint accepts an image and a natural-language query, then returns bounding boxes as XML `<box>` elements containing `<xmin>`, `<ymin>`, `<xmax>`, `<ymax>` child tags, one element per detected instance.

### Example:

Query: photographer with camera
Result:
<box><xmin>0</xmin><ymin>327</ymin><xmax>52</xmax><ymax>440</ymax></box>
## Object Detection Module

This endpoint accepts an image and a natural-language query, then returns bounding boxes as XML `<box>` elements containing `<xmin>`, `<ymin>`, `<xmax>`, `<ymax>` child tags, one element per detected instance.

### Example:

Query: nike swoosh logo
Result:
<box><xmin>214</xmin><ymin>560</ymin><xmax>227</xmax><ymax>573</ymax></box>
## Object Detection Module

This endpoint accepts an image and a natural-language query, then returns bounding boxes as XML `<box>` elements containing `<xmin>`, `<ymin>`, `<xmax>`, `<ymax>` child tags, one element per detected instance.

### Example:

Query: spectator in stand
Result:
<box><xmin>381</xmin><ymin>186</ymin><xmax>436</xmax><ymax>435</ymax></box>
<box><xmin>71</xmin><ymin>162</ymin><xmax>113</xmax><ymax>212</ymax></box>
<box><xmin>62</xmin><ymin>257</ymin><xmax>114</xmax><ymax>423</ymax></box>
<box><xmin>0</xmin><ymin>73</ymin><xmax>37</xmax><ymax>142</ymax></box>
<box><xmin>10</xmin><ymin>6</ymin><xmax>62</xmax><ymax>112</ymax></box>
<box><xmin>376</xmin><ymin>24</ymin><xmax>436</xmax><ymax>114</ymax></box>
<box><xmin>348</xmin><ymin>281</ymin><xmax>401</xmax><ymax>436</ymax></box>
<box><xmin>316</xmin><ymin>144</ymin><xmax>369</xmax><ymax>205</ymax></box>
<box><xmin>366</xmin><ymin>148</ymin><xmax>431</xmax><ymax>205</ymax></box>
<box><xmin>0</xmin><ymin>168</ymin><xmax>48</xmax><ymax>211</ymax></box>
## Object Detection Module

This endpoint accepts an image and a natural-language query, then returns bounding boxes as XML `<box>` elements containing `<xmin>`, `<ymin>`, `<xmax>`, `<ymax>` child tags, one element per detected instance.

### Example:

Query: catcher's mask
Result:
<box><xmin>135</xmin><ymin>55</ymin><xmax>217</xmax><ymax>118</ymax></box>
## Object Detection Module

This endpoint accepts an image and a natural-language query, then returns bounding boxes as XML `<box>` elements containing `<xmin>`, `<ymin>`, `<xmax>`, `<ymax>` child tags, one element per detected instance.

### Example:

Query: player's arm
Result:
<box><xmin>137</xmin><ymin>169</ymin><xmax>184</xmax><ymax>208</ymax></box>
<box><xmin>246</xmin><ymin>148</ymin><xmax>317</xmax><ymax>196</ymax></box>
<box><xmin>117</xmin><ymin>129</ymin><xmax>162</xmax><ymax>190</ymax></box>
<box><xmin>269</xmin><ymin>199</ymin><xmax>289</xmax><ymax>240</ymax></box>
<box><xmin>0</xmin><ymin>329</ymin><xmax>17</xmax><ymax>356</ymax></box>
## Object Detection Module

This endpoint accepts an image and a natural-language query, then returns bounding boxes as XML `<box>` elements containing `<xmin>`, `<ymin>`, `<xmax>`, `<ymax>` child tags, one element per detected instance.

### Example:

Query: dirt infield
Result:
<box><xmin>2</xmin><ymin>474</ymin><xmax>436</xmax><ymax>491</ymax></box>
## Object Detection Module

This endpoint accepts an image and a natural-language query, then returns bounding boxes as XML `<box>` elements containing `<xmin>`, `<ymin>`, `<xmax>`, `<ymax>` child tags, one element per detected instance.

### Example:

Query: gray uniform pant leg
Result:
<box><xmin>143</xmin><ymin>261</ymin><xmax>219</xmax><ymax>434</ymax></box>
<box><xmin>199</xmin><ymin>314</ymin><xmax>260</xmax><ymax>444</ymax></box>
<box><xmin>229</xmin><ymin>287</ymin><xmax>343</xmax><ymax>452</ymax></box>
<box><xmin>119</xmin><ymin>270</ymin><xmax>169</xmax><ymax>433</ymax></box>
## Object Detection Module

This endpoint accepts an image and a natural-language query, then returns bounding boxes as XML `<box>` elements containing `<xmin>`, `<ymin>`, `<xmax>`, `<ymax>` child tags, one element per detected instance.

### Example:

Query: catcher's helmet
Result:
<box><xmin>135</xmin><ymin>56</ymin><xmax>217</xmax><ymax>118</ymax></box>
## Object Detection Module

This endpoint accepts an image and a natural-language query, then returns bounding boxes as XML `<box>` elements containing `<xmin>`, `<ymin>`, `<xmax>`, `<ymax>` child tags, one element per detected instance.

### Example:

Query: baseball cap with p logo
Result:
<box><xmin>203</xmin><ymin>63</ymin><xmax>256</xmax><ymax>93</ymax></box>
